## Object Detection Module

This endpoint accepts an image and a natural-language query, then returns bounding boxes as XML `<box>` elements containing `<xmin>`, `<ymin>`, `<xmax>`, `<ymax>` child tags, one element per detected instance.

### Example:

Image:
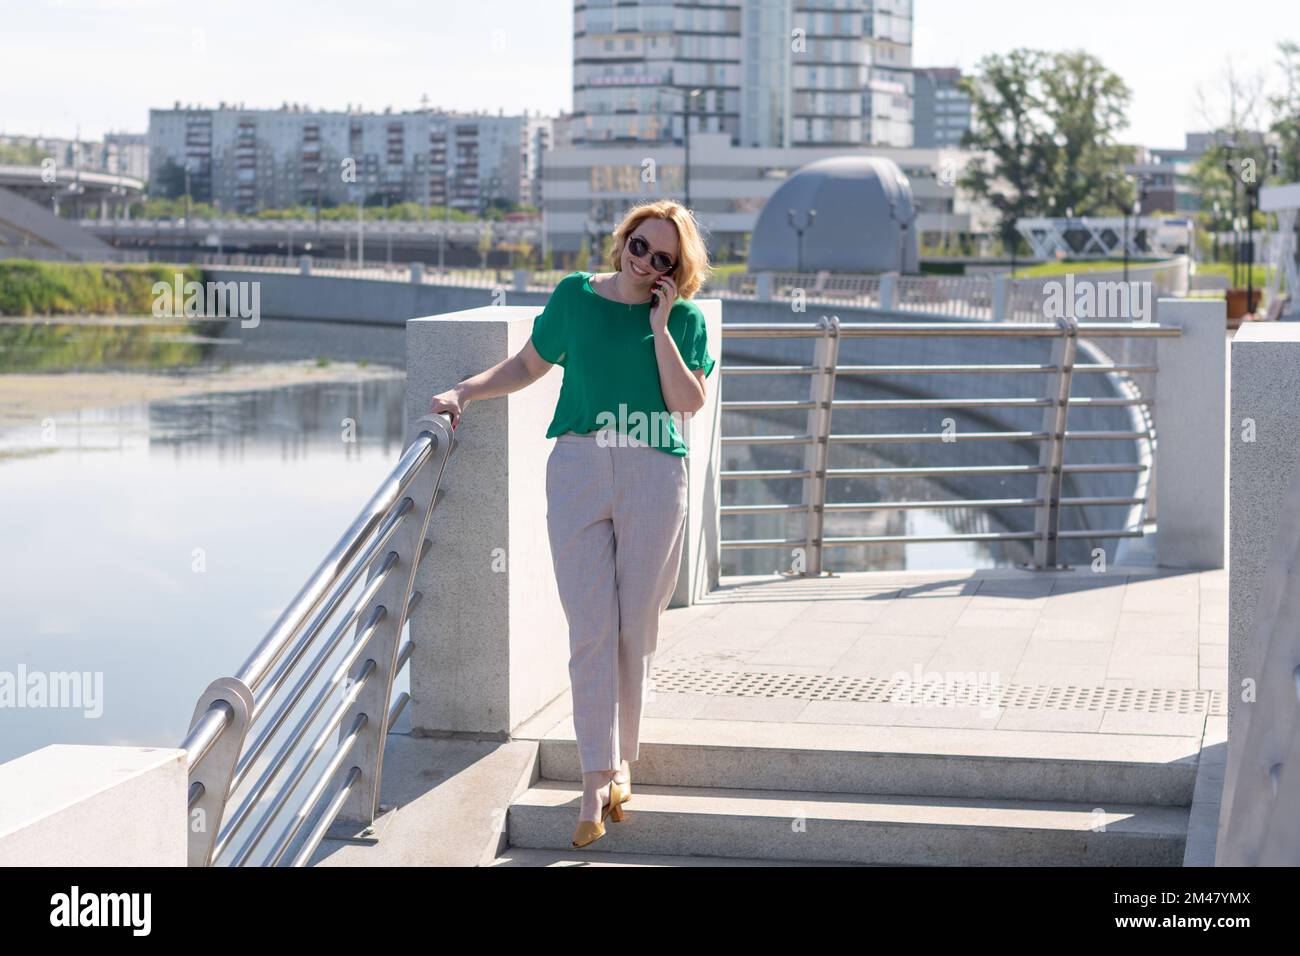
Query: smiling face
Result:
<box><xmin>619</xmin><ymin>217</ymin><xmax>680</xmax><ymax>294</ymax></box>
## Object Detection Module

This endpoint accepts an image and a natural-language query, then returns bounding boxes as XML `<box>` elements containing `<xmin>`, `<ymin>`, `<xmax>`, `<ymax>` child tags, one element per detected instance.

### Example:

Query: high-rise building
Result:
<box><xmin>570</xmin><ymin>0</ymin><xmax>914</xmax><ymax>149</ymax></box>
<box><xmin>912</xmin><ymin>67</ymin><xmax>971</xmax><ymax>149</ymax></box>
<box><xmin>147</xmin><ymin>104</ymin><xmax>552</xmax><ymax>215</ymax></box>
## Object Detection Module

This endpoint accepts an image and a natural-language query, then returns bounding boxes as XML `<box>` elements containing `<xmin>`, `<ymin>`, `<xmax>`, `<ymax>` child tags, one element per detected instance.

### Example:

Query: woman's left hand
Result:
<box><xmin>649</xmin><ymin>274</ymin><xmax>677</xmax><ymax>333</ymax></box>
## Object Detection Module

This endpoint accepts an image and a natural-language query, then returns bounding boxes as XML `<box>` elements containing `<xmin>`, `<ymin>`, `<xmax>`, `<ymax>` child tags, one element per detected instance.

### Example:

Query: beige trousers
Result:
<box><xmin>545</xmin><ymin>428</ymin><xmax>689</xmax><ymax>774</ymax></box>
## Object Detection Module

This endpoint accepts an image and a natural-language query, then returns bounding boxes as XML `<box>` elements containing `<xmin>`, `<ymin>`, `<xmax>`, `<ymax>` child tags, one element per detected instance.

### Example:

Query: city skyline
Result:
<box><xmin>3</xmin><ymin>0</ymin><xmax>1290</xmax><ymax>152</ymax></box>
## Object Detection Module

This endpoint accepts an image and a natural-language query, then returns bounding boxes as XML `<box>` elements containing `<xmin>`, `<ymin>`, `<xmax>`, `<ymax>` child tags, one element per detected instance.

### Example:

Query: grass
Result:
<box><xmin>1192</xmin><ymin>262</ymin><xmax>1278</xmax><ymax>290</ymax></box>
<box><xmin>1010</xmin><ymin>259</ymin><xmax>1158</xmax><ymax>279</ymax></box>
<box><xmin>0</xmin><ymin>260</ymin><xmax>205</xmax><ymax>316</ymax></box>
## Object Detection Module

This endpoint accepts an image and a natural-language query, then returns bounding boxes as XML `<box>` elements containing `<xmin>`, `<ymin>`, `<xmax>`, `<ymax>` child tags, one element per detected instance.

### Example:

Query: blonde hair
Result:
<box><xmin>607</xmin><ymin>199</ymin><xmax>711</xmax><ymax>300</ymax></box>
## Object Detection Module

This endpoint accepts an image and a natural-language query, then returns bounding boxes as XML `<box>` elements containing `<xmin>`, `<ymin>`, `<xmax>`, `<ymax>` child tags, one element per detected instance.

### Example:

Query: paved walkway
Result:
<box><xmin>644</xmin><ymin>565</ymin><xmax>1225</xmax><ymax>738</ymax></box>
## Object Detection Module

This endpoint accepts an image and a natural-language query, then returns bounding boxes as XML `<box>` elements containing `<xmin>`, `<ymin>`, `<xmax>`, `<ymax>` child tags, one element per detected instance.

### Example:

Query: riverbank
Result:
<box><xmin>0</xmin><ymin>359</ymin><xmax>403</xmax><ymax>431</ymax></box>
<box><xmin>0</xmin><ymin>259</ymin><xmax>204</xmax><ymax>316</ymax></box>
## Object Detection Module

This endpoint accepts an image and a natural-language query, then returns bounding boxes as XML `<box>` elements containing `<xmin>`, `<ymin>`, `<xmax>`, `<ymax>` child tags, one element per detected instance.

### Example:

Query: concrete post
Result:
<box><xmin>404</xmin><ymin>302</ymin><xmax>722</xmax><ymax>737</ymax></box>
<box><xmin>0</xmin><ymin>745</ymin><xmax>187</xmax><ymax>866</ymax></box>
<box><xmin>513</xmin><ymin>269</ymin><xmax>528</xmax><ymax>292</ymax></box>
<box><xmin>410</xmin><ymin>261</ymin><xmax>424</xmax><ymax>284</ymax></box>
<box><xmin>298</xmin><ymin>255</ymin><xmax>312</xmax><ymax>276</ymax></box>
<box><xmin>1154</xmin><ymin>298</ymin><xmax>1226</xmax><ymax>570</ymax></box>
<box><xmin>1227</xmin><ymin>322</ymin><xmax>1300</xmax><ymax>744</ymax></box>
<box><xmin>992</xmin><ymin>275</ymin><xmax>1010</xmax><ymax>320</ymax></box>
<box><xmin>755</xmin><ymin>271</ymin><xmax>773</xmax><ymax>302</ymax></box>
<box><xmin>879</xmin><ymin>271</ymin><xmax>898</xmax><ymax>310</ymax></box>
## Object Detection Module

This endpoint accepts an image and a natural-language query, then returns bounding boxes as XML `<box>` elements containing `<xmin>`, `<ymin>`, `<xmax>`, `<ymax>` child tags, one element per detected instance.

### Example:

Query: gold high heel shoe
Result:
<box><xmin>614</xmin><ymin>770</ymin><xmax>632</xmax><ymax>805</ymax></box>
<box><xmin>571</xmin><ymin>777</ymin><xmax>625</xmax><ymax>848</ymax></box>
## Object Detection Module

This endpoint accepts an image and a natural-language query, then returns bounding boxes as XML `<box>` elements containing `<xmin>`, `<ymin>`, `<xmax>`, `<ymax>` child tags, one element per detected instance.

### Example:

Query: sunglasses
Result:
<box><xmin>627</xmin><ymin>234</ymin><xmax>676</xmax><ymax>274</ymax></box>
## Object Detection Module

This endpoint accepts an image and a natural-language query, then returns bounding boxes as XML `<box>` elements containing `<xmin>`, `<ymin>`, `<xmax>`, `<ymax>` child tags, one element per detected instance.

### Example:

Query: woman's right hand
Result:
<box><xmin>427</xmin><ymin>386</ymin><xmax>467</xmax><ymax>430</ymax></box>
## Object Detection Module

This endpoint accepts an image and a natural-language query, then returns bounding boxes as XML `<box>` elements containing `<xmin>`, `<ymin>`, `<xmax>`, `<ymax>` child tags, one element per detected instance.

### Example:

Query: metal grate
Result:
<box><xmin>649</xmin><ymin>666</ymin><xmax>1225</xmax><ymax>716</ymax></box>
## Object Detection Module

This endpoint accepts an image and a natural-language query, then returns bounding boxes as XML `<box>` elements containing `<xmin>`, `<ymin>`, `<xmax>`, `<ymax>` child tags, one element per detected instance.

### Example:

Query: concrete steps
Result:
<box><xmin>539</xmin><ymin>719</ymin><xmax>1200</xmax><ymax>806</ymax></box>
<box><xmin>501</xmin><ymin>719</ymin><xmax>1199</xmax><ymax>866</ymax></box>
<box><xmin>507</xmin><ymin>781</ymin><xmax>1188</xmax><ymax>866</ymax></box>
<box><xmin>487</xmin><ymin>846</ymin><xmax>857</xmax><ymax>867</ymax></box>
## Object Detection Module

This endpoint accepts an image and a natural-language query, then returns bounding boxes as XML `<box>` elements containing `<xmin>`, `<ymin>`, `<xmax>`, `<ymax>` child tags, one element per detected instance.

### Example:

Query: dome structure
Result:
<box><xmin>748</xmin><ymin>155</ymin><xmax>920</xmax><ymax>273</ymax></box>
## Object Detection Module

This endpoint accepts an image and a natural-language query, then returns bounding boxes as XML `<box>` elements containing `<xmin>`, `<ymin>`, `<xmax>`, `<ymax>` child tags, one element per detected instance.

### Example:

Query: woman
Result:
<box><xmin>427</xmin><ymin>198</ymin><xmax>716</xmax><ymax>848</ymax></box>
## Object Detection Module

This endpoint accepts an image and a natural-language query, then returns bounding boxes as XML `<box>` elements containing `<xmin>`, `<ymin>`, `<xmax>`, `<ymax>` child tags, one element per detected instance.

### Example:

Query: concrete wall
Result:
<box><xmin>1226</xmin><ymin>323</ymin><xmax>1300</xmax><ymax>744</ymax></box>
<box><xmin>207</xmin><ymin>268</ymin><xmax>550</xmax><ymax>325</ymax></box>
<box><xmin>0</xmin><ymin>745</ymin><xmax>187</xmax><ymax>866</ymax></box>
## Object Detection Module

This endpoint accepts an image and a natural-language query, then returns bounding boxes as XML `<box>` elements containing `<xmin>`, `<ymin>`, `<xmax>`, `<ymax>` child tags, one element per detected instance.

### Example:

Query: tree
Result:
<box><xmin>150</xmin><ymin>158</ymin><xmax>188</xmax><ymax>200</ymax></box>
<box><xmin>960</xmin><ymin>49</ymin><xmax>1134</xmax><ymax>250</ymax></box>
<box><xmin>1037</xmin><ymin>51</ymin><xmax>1135</xmax><ymax>216</ymax></box>
<box><xmin>1271</xmin><ymin>41</ymin><xmax>1300</xmax><ymax>183</ymax></box>
<box><xmin>1191</xmin><ymin>58</ymin><xmax>1273</xmax><ymax>239</ymax></box>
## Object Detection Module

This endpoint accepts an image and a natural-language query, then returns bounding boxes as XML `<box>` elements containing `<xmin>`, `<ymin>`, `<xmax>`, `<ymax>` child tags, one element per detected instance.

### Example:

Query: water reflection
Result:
<box><xmin>0</xmin><ymin>317</ymin><xmax>408</xmax><ymax>763</ymax></box>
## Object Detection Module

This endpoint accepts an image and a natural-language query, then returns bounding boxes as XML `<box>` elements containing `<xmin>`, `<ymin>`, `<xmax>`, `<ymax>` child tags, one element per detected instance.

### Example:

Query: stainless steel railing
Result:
<box><xmin>719</xmin><ymin>318</ymin><xmax>1180</xmax><ymax>574</ymax></box>
<box><xmin>178</xmin><ymin>412</ymin><xmax>456</xmax><ymax>866</ymax></box>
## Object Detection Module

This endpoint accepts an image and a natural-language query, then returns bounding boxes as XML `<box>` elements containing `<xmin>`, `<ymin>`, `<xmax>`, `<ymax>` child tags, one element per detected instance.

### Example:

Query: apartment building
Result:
<box><xmin>147</xmin><ymin>104</ymin><xmax>551</xmax><ymax>215</ymax></box>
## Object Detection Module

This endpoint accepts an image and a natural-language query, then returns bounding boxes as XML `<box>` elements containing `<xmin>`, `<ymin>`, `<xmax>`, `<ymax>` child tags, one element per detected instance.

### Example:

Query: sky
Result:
<box><xmin>0</xmin><ymin>0</ymin><xmax>1293</xmax><ymax>148</ymax></box>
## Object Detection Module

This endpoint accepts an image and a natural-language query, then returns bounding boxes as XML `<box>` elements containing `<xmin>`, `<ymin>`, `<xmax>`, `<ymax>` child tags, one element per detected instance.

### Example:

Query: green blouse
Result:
<box><xmin>529</xmin><ymin>271</ymin><xmax>716</xmax><ymax>456</ymax></box>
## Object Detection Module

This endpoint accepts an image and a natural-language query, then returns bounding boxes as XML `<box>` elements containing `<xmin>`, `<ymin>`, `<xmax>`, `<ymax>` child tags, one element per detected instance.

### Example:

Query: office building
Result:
<box><xmin>571</xmin><ymin>0</ymin><xmax>914</xmax><ymax>149</ymax></box>
<box><xmin>912</xmin><ymin>67</ymin><xmax>971</xmax><ymax>148</ymax></box>
<box><xmin>543</xmin><ymin>132</ymin><xmax>995</xmax><ymax>261</ymax></box>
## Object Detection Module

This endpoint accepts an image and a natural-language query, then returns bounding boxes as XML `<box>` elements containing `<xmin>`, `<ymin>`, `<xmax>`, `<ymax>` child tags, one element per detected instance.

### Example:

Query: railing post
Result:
<box><xmin>801</xmin><ymin>316</ymin><xmax>840</xmax><ymax>576</ymax></box>
<box><xmin>1030</xmin><ymin>316</ymin><xmax>1077</xmax><ymax>569</ymax></box>
<box><xmin>410</xmin><ymin>261</ymin><xmax>424</xmax><ymax>284</ymax></box>
<box><xmin>298</xmin><ymin>255</ymin><xmax>312</xmax><ymax>276</ymax></box>
<box><xmin>184</xmin><ymin>678</ymin><xmax>254</xmax><ymax>866</ymax></box>
<box><xmin>329</xmin><ymin>413</ymin><xmax>453</xmax><ymax>832</ymax></box>
<box><xmin>879</xmin><ymin>272</ymin><xmax>898</xmax><ymax>310</ymax></box>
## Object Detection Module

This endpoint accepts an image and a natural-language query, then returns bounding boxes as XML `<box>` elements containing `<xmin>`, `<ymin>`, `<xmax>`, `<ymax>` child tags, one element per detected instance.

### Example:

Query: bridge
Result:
<box><xmin>2</xmin><ymin>280</ymin><xmax>1295</xmax><ymax>867</ymax></box>
<box><xmin>0</xmin><ymin>163</ymin><xmax>144</xmax><ymax>214</ymax></box>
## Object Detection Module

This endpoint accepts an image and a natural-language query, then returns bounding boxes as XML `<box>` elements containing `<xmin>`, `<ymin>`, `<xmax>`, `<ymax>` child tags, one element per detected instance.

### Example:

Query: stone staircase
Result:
<box><xmin>503</xmin><ymin>720</ymin><xmax>1198</xmax><ymax>866</ymax></box>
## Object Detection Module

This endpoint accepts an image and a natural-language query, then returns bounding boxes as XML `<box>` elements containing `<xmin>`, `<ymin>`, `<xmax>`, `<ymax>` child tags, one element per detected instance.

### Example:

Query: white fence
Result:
<box><xmin>60</xmin><ymin>251</ymin><xmax>1197</xmax><ymax>321</ymax></box>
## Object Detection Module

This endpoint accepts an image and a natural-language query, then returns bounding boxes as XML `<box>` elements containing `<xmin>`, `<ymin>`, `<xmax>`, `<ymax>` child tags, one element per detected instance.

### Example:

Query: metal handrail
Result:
<box><xmin>718</xmin><ymin>318</ymin><xmax>1176</xmax><ymax>572</ymax></box>
<box><xmin>179</xmin><ymin>412</ymin><xmax>456</xmax><ymax>866</ymax></box>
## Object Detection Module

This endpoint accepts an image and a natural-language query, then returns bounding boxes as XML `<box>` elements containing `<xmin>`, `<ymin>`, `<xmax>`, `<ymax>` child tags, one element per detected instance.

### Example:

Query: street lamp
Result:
<box><xmin>1212</xmin><ymin>200</ymin><xmax>1221</xmax><ymax>262</ymax></box>
<box><xmin>1223</xmin><ymin>140</ymin><xmax>1240</xmax><ymax>288</ymax></box>
<box><xmin>658</xmin><ymin>86</ymin><xmax>702</xmax><ymax>209</ymax></box>
<box><xmin>439</xmin><ymin>169</ymin><xmax>457</xmax><ymax>274</ymax></box>
<box><xmin>787</xmin><ymin>208</ymin><xmax>816</xmax><ymax>273</ymax></box>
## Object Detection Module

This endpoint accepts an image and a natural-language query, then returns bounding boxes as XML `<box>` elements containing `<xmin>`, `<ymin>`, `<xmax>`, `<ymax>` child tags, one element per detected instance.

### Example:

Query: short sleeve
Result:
<box><xmin>674</xmin><ymin>303</ymin><xmax>716</xmax><ymax>378</ymax></box>
<box><xmin>530</xmin><ymin>277</ymin><xmax>570</xmax><ymax>366</ymax></box>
